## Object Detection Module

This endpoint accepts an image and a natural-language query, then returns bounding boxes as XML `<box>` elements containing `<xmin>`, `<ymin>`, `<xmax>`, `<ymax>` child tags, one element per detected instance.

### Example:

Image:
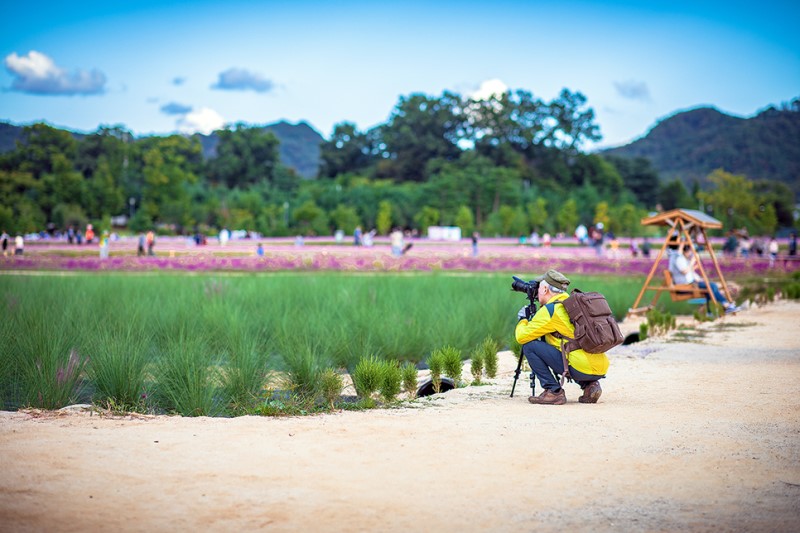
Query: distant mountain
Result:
<box><xmin>195</xmin><ymin>121</ymin><xmax>324</xmax><ymax>179</ymax></box>
<box><xmin>601</xmin><ymin>101</ymin><xmax>800</xmax><ymax>193</ymax></box>
<box><xmin>0</xmin><ymin>120</ymin><xmax>324</xmax><ymax>179</ymax></box>
<box><xmin>0</xmin><ymin>122</ymin><xmax>26</xmax><ymax>152</ymax></box>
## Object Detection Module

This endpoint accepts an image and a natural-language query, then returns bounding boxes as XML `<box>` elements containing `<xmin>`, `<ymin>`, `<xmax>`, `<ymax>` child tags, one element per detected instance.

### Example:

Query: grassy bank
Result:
<box><xmin>0</xmin><ymin>271</ymin><xmax>701</xmax><ymax>414</ymax></box>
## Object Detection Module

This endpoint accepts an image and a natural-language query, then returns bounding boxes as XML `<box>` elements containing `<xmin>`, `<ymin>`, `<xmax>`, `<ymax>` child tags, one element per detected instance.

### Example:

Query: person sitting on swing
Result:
<box><xmin>670</xmin><ymin>242</ymin><xmax>741</xmax><ymax>314</ymax></box>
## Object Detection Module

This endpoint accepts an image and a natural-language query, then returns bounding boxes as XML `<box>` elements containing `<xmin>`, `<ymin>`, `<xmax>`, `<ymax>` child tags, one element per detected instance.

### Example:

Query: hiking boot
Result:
<box><xmin>528</xmin><ymin>388</ymin><xmax>566</xmax><ymax>405</ymax></box>
<box><xmin>578</xmin><ymin>381</ymin><xmax>602</xmax><ymax>404</ymax></box>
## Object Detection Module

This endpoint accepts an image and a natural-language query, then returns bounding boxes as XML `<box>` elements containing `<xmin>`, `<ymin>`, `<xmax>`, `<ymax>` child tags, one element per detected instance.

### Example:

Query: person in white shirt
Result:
<box><xmin>671</xmin><ymin>243</ymin><xmax>740</xmax><ymax>313</ymax></box>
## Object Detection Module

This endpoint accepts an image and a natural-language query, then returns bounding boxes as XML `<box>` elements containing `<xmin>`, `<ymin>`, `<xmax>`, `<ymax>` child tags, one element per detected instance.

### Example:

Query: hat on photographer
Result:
<box><xmin>535</xmin><ymin>269</ymin><xmax>570</xmax><ymax>292</ymax></box>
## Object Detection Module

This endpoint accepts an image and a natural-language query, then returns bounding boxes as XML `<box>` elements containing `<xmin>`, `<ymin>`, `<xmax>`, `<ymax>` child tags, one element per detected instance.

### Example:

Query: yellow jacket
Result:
<box><xmin>515</xmin><ymin>292</ymin><xmax>610</xmax><ymax>376</ymax></box>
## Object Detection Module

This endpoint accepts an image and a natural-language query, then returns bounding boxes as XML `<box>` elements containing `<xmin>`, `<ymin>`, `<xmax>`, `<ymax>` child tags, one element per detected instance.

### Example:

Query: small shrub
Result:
<box><xmin>352</xmin><ymin>355</ymin><xmax>383</xmax><ymax>406</ymax></box>
<box><xmin>638</xmin><ymin>322</ymin><xmax>649</xmax><ymax>341</ymax></box>
<box><xmin>440</xmin><ymin>346</ymin><xmax>463</xmax><ymax>387</ymax></box>
<box><xmin>379</xmin><ymin>360</ymin><xmax>402</xmax><ymax>403</ymax></box>
<box><xmin>401</xmin><ymin>362</ymin><xmax>418</xmax><ymax>399</ymax></box>
<box><xmin>645</xmin><ymin>308</ymin><xmax>676</xmax><ymax>337</ymax></box>
<box><xmin>88</xmin><ymin>324</ymin><xmax>152</xmax><ymax>412</ymax></box>
<box><xmin>470</xmin><ymin>352</ymin><xmax>484</xmax><ymax>385</ymax></box>
<box><xmin>480</xmin><ymin>336</ymin><xmax>500</xmax><ymax>378</ymax></box>
<box><xmin>157</xmin><ymin>334</ymin><xmax>220</xmax><ymax>417</ymax></box>
<box><xmin>319</xmin><ymin>368</ymin><xmax>344</xmax><ymax>409</ymax></box>
<box><xmin>281</xmin><ymin>342</ymin><xmax>322</xmax><ymax>397</ymax></box>
<box><xmin>427</xmin><ymin>350</ymin><xmax>445</xmax><ymax>394</ymax></box>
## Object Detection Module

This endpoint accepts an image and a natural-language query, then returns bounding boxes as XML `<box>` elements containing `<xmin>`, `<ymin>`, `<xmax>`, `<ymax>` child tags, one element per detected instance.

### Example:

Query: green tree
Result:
<box><xmin>544</xmin><ymin>89</ymin><xmax>602</xmax><ymax>153</ymax></box>
<box><xmin>699</xmin><ymin>169</ymin><xmax>779</xmax><ymax>234</ymax></box>
<box><xmin>208</xmin><ymin>124</ymin><xmax>280</xmax><ymax>188</ymax></box>
<box><xmin>292</xmin><ymin>200</ymin><xmax>329</xmax><ymax>236</ymax></box>
<box><xmin>378</xmin><ymin>92</ymin><xmax>465</xmax><ymax>182</ymax></box>
<box><xmin>604</xmin><ymin>155</ymin><xmax>660</xmax><ymax>208</ymax></box>
<box><xmin>556</xmin><ymin>198</ymin><xmax>579</xmax><ymax>234</ymax></box>
<box><xmin>526</xmin><ymin>197</ymin><xmax>549</xmax><ymax>232</ymax></box>
<box><xmin>659</xmin><ymin>178</ymin><xmax>693</xmax><ymax>211</ymax></box>
<box><xmin>139</xmin><ymin>135</ymin><xmax>200</xmax><ymax>229</ymax></box>
<box><xmin>319</xmin><ymin>122</ymin><xmax>377</xmax><ymax>177</ymax></box>
<box><xmin>330</xmin><ymin>204</ymin><xmax>361</xmax><ymax>234</ymax></box>
<box><xmin>454</xmin><ymin>205</ymin><xmax>474</xmax><ymax>235</ymax></box>
<box><xmin>376</xmin><ymin>200</ymin><xmax>393</xmax><ymax>235</ymax></box>
<box><xmin>613</xmin><ymin>203</ymin><xmax>643</xmax><ymax>237</ymax></box>
<box><xmin>594</xmin><ymin>201</ymin><xmax>610</xmax><ymax>229</ymax></box>
<box><xmin>413</xmin><ymin>206</ymin><xmax>440</xmax><ymax>235</ymax></box>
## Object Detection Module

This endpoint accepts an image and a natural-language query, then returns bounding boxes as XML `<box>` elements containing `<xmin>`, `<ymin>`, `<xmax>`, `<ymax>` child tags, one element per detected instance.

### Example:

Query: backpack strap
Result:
<box><xmin>551</xmin><ymin>302</ymin><xmax>573</xmax><ymax>386</ymax></box>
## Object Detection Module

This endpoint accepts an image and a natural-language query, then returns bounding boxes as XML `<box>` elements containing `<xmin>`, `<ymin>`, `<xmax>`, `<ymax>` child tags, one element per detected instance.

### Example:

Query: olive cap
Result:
<box><xmin>535</xmin><ymin>269</ymin><xmax>570</xmax><ymax>291</ymax></box>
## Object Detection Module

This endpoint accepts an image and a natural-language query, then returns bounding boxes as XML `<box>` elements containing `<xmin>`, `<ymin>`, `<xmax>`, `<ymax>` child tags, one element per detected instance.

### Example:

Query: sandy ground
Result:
<box><xmin>2</xmin><ymin>301</ymin><xmax>799</xmax><ymax>533</ymax></box>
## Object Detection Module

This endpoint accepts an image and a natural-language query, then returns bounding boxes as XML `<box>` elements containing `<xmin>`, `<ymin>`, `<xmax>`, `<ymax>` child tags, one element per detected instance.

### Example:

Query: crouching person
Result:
<box><xmin>515</xmin><ymin>270</ymin><xmax>609</xmax><ymax>405</ymax></box>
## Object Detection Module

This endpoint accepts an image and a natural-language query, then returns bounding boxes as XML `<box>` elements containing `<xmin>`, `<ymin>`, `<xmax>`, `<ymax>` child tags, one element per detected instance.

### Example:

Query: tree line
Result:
<box><xmin>0</xmin><ymin>87</ymin><xmax>794</xmax><ymax>238</ymax></box>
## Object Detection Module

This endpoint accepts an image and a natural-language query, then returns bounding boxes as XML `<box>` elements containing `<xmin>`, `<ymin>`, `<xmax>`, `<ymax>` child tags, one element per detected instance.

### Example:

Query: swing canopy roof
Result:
<box><xmin>640</xmin><ymin>208</ymin><xmax>722</xmax><ymax>229</ymax></box>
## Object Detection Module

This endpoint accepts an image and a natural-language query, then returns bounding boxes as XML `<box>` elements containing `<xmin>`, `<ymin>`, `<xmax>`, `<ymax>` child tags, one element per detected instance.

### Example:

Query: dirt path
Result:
<box><xmin>2</xmin><ymin>301</ymin><xmax>799</xmax><ymax>532</ymax></box>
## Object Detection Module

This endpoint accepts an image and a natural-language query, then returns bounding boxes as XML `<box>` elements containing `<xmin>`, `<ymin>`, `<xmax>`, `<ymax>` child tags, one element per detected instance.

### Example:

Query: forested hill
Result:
<box><xmin>601</xmin><ymin>102</ymin><xmax>800</xmax><ymax>193</ymax></box>
<box><xmin>195</xmin><ymin>121</ymin><xmax>323</xmax><ymax>179</ymax></box>
<box><xmin>0</xmin><ymin>120</ymin><xmax>323</xmax><ymax>179</ymax></box>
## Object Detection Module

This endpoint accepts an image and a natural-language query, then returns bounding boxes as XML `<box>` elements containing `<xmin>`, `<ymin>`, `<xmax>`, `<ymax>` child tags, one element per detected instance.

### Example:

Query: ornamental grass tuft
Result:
<box><xmin>379</xmin><ymin>359</ymin><xmax>402</xmax><ymax>402</ymax></box>
<box><xmin>352</xmin><ymin>355</ymin><xmax>383</xmax><ymax>406</ymax></box>
<box><xmin>401</xmin><ymin>362</ymin><xmax>418</xmax><ymax>399</ymax></box>
<box><xmin>470</xmin><ymin>352</ymin><xmax>484</xmax><ymax>385</ymax></box>
<box><xmin>86</xmin><ymin>321</ymin><xmax>152</xmax><ymax>412</ymax></box>
<box><xmin>319</xmin><ymin>368</ymin><xmax>344</xmax><ymax>409</ymax></box>
<box><xmin>427</xmin><ymin>349</ymin><xmax>445</xmax><ymax>394</ymax></box>
<box><xmin>480</xmin><ymin>336</ymin><xmax>500</xmax><ymax>378</ymax></box>
<box><xmin>440</xmin><ymin>345</ymin><xmax>463</xmax><ymax>387</ymax></box>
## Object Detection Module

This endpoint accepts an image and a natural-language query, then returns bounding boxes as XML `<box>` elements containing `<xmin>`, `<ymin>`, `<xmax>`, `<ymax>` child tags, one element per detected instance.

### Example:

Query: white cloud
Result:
<box><xmin>613</xmin><ymin>80</ymin><xmax>651</xmax><ymax>102</ymax></box>
<box><xmin>176</xmin><ymin>107</ymin><xmax>225</xmax><ymax>135</ymax></box>
<box><xmin>469</xmin><ymin>79</ymin><xmax>509</xmax><ymax>101</ymax></box>
<box><xmin>211</xmin><ymin>68</ymin><xmax>273</xmax><ymax>93</ymax></box>
<box><xmin>4</xmin><ymin>50</ymin><xmax>106</xmax><ymax>95</ymax></box>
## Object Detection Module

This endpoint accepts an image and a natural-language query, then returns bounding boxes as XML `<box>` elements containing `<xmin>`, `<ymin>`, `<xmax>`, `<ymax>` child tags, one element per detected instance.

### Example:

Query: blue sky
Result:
<box><xmin>1</xmin><ymin>0</ymin><xmax>798</xmax><ymax>149</ymax></box>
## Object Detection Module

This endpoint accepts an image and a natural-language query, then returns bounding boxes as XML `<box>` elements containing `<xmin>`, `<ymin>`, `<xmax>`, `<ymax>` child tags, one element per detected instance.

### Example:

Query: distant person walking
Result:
<box><xmin>14</xmin><ymin>234</ymin><xmax>24</xmax><ymax>255</ymax></box>
<box><xmin>471</xmin><ymin>232</ymin><xmax>479</xmax><ymax>257</ymax></box>
<box><xmin>99</xmin><ymin>230</ymin><xmax>110</xmax><ymax>259</ymax></box>
<box><xmin>1</xmin><ymin>231</ymin><xmax>8</xmax><ymax>256</ymax></box>
<box><xmin>390</xmin><ymin>228</ymin><xmax>404</xmax><ymax>257</ymax></box>
<box><xmin>146</xmin><ymin>230</ymin><xmax>155</xmax><ymax>256</ymax></box>
<box><xmin>137</xmin><ymin>233</ymin><xmax>146</xmax><ymax>256</ymax></box>
<box><xmin>768</xmin><ymin>236</ymin><xmax>779</xmax><ymax>268</ymax></box>
<box><xmin>85</xmin><ymin>224</ymin><xmax>95</xmax><ymax>244</ymax></box>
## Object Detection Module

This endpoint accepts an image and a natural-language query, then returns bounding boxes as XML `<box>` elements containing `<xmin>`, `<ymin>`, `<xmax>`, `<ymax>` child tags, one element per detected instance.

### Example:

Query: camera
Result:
<box><xmin>511</xmin><ymin>276</ymin><xmax>540</xmax><ymax>302</ymax></box>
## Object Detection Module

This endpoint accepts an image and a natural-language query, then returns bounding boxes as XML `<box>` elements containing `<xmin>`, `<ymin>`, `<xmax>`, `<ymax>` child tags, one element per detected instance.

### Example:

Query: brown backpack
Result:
<box><xmin>555</xmin><ymin>289</ymin><xmax>623</xmax><ymax>384</ymax></box>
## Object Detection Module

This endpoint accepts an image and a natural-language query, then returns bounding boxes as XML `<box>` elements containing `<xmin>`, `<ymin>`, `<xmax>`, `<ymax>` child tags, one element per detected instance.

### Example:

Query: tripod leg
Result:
<box><xmin>510</xmin><ymin>349</ymin><xmax>525</xmax><ymax>397</ymax></box>
<box><xmin>530</xmin><ymin>370</ymin><xmax>536</xmax><ymax>397</ymax></box>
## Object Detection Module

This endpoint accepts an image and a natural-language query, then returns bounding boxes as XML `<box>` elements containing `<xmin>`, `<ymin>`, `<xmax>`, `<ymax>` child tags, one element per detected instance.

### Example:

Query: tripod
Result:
<box><xmin>510</xmin><ymin>299</ymin><xmax>537</xmax><ymax>398</ymax></box>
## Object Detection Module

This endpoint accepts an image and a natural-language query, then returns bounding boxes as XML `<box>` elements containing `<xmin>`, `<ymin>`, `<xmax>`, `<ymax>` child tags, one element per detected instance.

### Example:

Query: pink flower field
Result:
<box><xmin>3</xmin><ymin>236</ymin><xmax>793</xmax><ymax>277</ymax></box>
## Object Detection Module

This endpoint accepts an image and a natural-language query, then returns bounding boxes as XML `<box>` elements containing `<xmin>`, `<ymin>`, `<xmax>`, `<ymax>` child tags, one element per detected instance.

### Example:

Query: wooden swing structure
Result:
<box><xmin>628</xmin><ymin>208</ymin><xmax>733</xmax><ymax>315</ymax></box>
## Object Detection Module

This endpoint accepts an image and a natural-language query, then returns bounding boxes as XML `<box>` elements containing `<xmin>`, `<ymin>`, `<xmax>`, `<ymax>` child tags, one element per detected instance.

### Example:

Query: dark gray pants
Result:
<box><xmin>523</xmin><ymin>340</ymin><xmax>604</xmax><ymax>392</ymax></box>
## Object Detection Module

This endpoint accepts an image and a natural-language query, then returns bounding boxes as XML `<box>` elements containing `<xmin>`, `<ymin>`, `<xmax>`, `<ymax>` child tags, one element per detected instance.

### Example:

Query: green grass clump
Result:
<box><xmin>352</xmin><ymin>355</ymin><xmax>383</xmax><ymax>406</ymax></box>
<box><xmin>86</xmin><ymin>321</ymin><xmax>152</xmax><ymax>412</ymax></box>
<box><xmin>644</xmin><ymin>308</ymin><xmax>676</xmax><ymax>337</ymax></box>
<box><xmin>470</xmin><ymin>351</ymin><xmax>484</xmax><ymax>385</ymax></box>
<box><xmin>439</xmin><ymin>345</ymin><xmax>463</xmax><ymax>387</ymax></box>
<box><xmin>379</xmin><ymin>360</ymin><xmax>402</xmax><ymax>403</ymax></box>
<box><xmin>319</xmin><ymin>368</ymin><xmax>344</xmax><ymax>409</ymax></box>
<box><xmin>156</xmin><ymin>332</ymin><xmax>220</xmax><ymax>417</ymax></box>
<box><xmin>427</xmin><ymin>350</ymin><xmax>445</xmax><ymax>394</ymax></box>
<box><xmin>639</xmin><ymin>321</ymin><xmax>649</xmax><ymax>341</ymax></box>
<box><xmin>401</xmin><ymin>362</ymin><xmax>418</xmax><ymax>399</ymax></box>
<box><xmin>479</xmin><ymin>336</ymin><xmax>500</xmax><ymax>378</ymax></box>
